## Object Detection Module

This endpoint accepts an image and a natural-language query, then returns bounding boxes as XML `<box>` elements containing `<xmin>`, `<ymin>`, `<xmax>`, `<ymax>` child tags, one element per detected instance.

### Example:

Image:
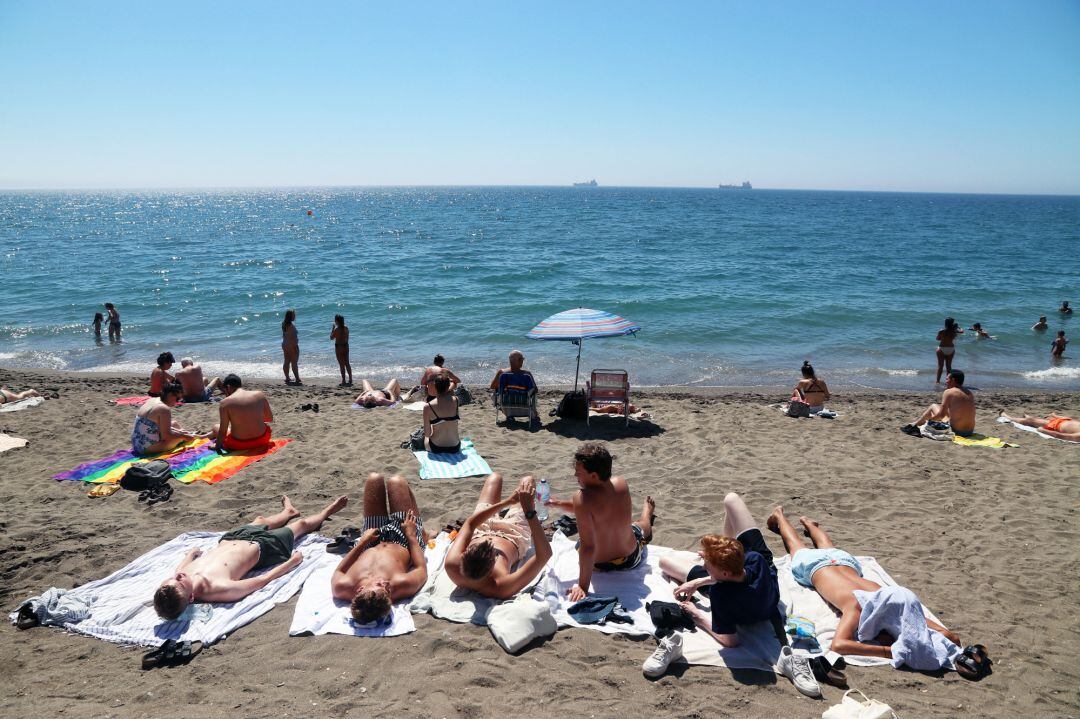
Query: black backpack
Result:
<box><xmin>120</xmin><ymin>459</ymin><xmax>173</xmax><ymax>491</ymax></box>
<box><xmin>454</xmin><ymin>384</ymin><xmax>474</xmax><ymax>406</ymax></box>
<box><xmin>552</xmin><ymin>390</ymin><xmax>588</xmax><ymax>420</ymax></box>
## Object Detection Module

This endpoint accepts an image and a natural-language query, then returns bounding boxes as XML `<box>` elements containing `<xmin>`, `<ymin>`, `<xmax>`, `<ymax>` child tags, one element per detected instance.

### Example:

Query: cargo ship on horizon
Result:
<box><xmin>719</xmin><ymin>181</ymin><xmax>752</xmax><ymax>189</ymax></box>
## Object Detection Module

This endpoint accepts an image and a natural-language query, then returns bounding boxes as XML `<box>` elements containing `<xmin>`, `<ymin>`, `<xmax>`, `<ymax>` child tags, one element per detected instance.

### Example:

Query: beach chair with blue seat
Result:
<box><xmin>586</xmin><ymin>369</ymin><xmax>631</xmax><ymax>426</ymax></box>
<box><xmin>494</xmin><ymin>371</ymin><xmax>539</xmax><ymax>425</ymax></box>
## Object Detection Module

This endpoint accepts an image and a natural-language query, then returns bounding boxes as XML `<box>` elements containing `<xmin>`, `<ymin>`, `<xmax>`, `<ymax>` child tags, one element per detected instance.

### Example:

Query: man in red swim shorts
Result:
<box><xmin>1000</xmin><ymin>410</ymin><xmax>1080</xmax><ymax>442</ymax></box>
<box><xmin>213</xmin><ymin>374</ymin><xmax>273</xmax><ymax>452</ymax></box>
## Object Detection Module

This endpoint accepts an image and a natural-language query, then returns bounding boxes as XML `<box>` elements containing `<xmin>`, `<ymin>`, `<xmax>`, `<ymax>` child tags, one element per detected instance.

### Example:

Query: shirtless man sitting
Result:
<box><xmin>332</xmin><ymin>473</ymin><xmax>429</xmax><ymax>624</ymax></box>
<box><xmin>547</xmin><ymin>443</ymin><xmax>656</xmax><ymax>602</ymax></box>
<box><xmin>902</xmin><ymin>369</ymin><xmax>975</xmax><ymax>437</ymax></box>
<box><xmin>132</xmin><ymin>382</ymin><xmax>210</xmax><ymax>455</ymax></box>
<box><xmin>212</xmin><ymin>374</ymin><xmax>273</xmax><ymax>452</ymax></box>
<box><xmin>444</xmin><ymin>473</ymin><xmax>552</xmax><ymax>599</ymax></box>
<box><xmin>766</xmin><ymin>507</ymin><xmax>990</xmax><ymax>678</ymax></box>
<box><xmin>999</xmin><ymin>410</ymin><xmax>1080</xmax><ymax>441</ymax></box>
<box><xmin>489</xmin><ymin>349</ymin><xmax>535</xmax><ymax>391</ymax></box>
<box><xmin>175</xmin><ymin>358</ymin><xmax>222</xmax><ymax>403</ymax></box>
<box><xmin>153</xmin><ymin>494</ymin><xmax>347</xmax><ymax>619</ymax></box>
<box><xmin>149</xmin><ymin>352</ymin><xmax>176</xmax><ymax>397</ymax></box>
<box><xmin>419</xmin><ymin>354</ymin><xmax>460</xmax><ymax>401</ymax></box>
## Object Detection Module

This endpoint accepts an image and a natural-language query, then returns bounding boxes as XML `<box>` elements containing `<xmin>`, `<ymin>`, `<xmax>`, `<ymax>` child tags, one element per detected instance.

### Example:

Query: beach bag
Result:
<box><xmin>454</xmin><ymin>384</ymin><xmax>474</xmax><ymax>406</ymax></box>
<box><xmin>120</xmin><ymin>459</ymin><xmax>172</xmax><ymax>491</ymax></box>
<box><xmin>553</xmin><ymin>390</ymin><xmax>588</xmax><ymax>420</ymax></box>
<box><xmin>920</xmin><ymin>421</ymin><xmax>954</xmax><ymax>441</ymax></box>
<box><xmin>787</xmin><ymin>392</ymin><xmax>811</xmax><ymax>418</ymax></box>
<box><xmin>401</xmin><ymin>427</ymin><xmax>426</xmax><ymax>451</ymax></box>
<box><xmin>821</xmin><ymin>689</ymin><xmax>897</xmax><ymax>719</ymax></box>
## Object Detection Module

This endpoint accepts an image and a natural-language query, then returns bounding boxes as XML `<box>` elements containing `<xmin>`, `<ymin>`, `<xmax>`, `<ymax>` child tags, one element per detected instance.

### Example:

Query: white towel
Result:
<box><xmin>0</xmin><ymin>396</ymin><xmax>44</xmax><ymax>413</ymax></box>
<box><xmin>997</xmin><ymin>415</ymin><xmax>1080</xmax><ymax>443</ymax></box>
<box><xmin>289</xmin><ymin>533</ymin><xmax>452</xmax><ymax>638</ymax></box>
<box><xmin>0</xmin><ymin>433</ymin><xmax>29</xmax><ymax>453</ymax></box>
<box><xmin>536</xmin><ymin>534</ymin><xmax>781</xmax><ymax>673</ymax></box>
<box><xmin>411</xmin><ymin>547</ymin><xmax>543</xmax><ymax>626</ymax></box>
<box><xmin>7</xmin><ymin>531</ymin><xmax>326</xmax><ymax>646</ymax></box>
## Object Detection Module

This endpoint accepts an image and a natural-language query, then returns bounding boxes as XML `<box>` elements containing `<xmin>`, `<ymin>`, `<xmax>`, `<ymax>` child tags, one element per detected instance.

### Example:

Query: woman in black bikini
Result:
<box><xmin>794</xmin><ymin>361</ymin><xmax>830</xmax><ymax>413</ymax></box>
<box><xmin>423</xmin><ymin>374</ymin><xmax>461</xmax><ymax>454</ymax></box>
<box><xmin>935</xmin><ymin>317</ymin><xmax>962</xmax><ymax>384</ymax></box>
<box><xmin>330</xmin><ymin>314</ymin><xmax>352</xmax><ymax>386</ymax></box>
<box><xmin>355</xmin><ymin>378</ymin><xmax>402</xmax><ymax>408</ymax></box>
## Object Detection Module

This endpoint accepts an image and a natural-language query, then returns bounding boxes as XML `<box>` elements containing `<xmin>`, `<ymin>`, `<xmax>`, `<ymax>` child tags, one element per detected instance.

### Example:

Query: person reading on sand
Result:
<box><xmin>132</xmin><ymin>382</ymin><xmax>210</xmax><ymax>455</ymax></box>
<box><xmin>653</xmin><ymin>492</ymin><xmax>820</xmax><ymax>694</ymax></box>
<box><xmin>444</xmin><ymin>473</ymin><xmax>552</xmax><ymax>599</ymax></box>
<box><xmin>934</xmin><ymin>317</ymin><xmax>962</xmax><ymax>384</ymax></box>
<box><xmin>1000</xmin><ymin>410</ymin><xmax>1080</xmax><ymax>441</ymax></box>
<box><xmin>148</xmin><ymin>352</ymin><xmax>176</xmax><ymax>397</ymax></box>
<box><xmin>793</xmin><ymin>360</ymin><xmax>831</xmax><ymax>413</ymax></box>
<box><xmin>419</xmin><ymin>354</ymin><xmax>460</xmax><ymax>400</ymax></box>
<box><xmin>546</xmin><ymin>443</ymin><xmax>656</xmax><ymax>602</ymax></box>
<box><xmin>1051</xmin><ymin>330</ymin><xmax>1068</xmax><ymax>358</ymax></box>
<box><xmin>153</xmin><ymin>494</ymin><xmax>347</xmax><ymax>620</ymax></box>
<box><xmin>901</xmin><ymin>369</ymin><xmax>975</xmax><ymax>438</ymax></box>
<box><xmin>330</xmin><ymin>314</ymin><xmax>352</xmax><ymax>386</ymax></box>
<box><xmin>766</xmin><ymin>507</ymin><xmax>991</xmax><ymax>679</ymax></box>
<box><xmin>175</xmin><ymin>358</ymin><xmax>222</xmax><ymax>403</ymax></box>
<box><xmin>489</xmin><ymin>349</ymin><xmax>535</xmax><ymax>390</ymax></box>
<box><xmin>212</xmin><ymin>374</ymin><xmax>273</xmax><ymax>452</ymax></box>
<box><xmin>355</xmin><ymin>378</ymin><xmax>402</xmax><ymax>408</ymax></box>
<box><xmin>332</xmin><ymin>473</ymin><xmax>428</xmax><ymax>625</ymax></box>
<box><xmin>1032</xmin><ymin>316</ymin><xmax>1048</xmax><ymax>332</ymax></box>
<box><xmin>0</xmin><ymin>386</ymin><xmax>40</xmax><ymax>405</ymax></box>
<box><xmin>423</xmin><ymin>374</ymin><xmax>460</xmax><ymax>454</ymax></box>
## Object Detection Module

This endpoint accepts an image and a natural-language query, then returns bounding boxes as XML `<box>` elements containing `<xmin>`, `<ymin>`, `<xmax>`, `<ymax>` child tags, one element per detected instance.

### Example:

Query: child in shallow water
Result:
<box><xmin>92</xmin><ymin>312</ymin><xmax>103</xmax><ymax>338</ymax></box>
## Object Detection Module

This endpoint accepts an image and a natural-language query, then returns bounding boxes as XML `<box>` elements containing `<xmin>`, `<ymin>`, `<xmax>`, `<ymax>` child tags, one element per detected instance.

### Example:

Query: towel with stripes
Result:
<box><xmin>412</xmin><ymin>438</ymin><xmax>492</xmax><ymax>480</ymax></box>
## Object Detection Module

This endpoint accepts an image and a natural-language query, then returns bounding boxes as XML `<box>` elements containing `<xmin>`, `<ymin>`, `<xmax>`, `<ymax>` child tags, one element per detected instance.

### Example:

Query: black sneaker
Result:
<box><xmin>900</xmin><ymin>424</ymin><xmax>921</xmax><ymax>437</ymax></box>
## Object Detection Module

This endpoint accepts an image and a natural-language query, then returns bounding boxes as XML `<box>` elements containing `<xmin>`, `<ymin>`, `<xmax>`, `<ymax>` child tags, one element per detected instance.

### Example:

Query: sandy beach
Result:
<box><xmin>1</xmin><ymin>367</ymin><xmax>1077</xmax><ymax>718</ymax></box>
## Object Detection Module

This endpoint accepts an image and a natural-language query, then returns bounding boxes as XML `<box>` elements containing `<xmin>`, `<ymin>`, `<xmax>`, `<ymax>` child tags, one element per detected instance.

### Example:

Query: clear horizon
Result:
<box><xmin>2</xmin><ymin>1</ymin><xmax>1078</xmax><ymax>195</ymax></box>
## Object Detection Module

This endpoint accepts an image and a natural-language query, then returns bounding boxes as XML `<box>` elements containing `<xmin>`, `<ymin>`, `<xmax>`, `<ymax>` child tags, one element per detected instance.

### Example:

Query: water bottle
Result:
<box><xmin>536</xmin><ymin>478</ymin><xmax>551</xmax><ymax>521</ymax></box>
<box><xmin>541</xmin><ymin>571</ymin><xmax>560</xmax><ymax>613</ymax></box>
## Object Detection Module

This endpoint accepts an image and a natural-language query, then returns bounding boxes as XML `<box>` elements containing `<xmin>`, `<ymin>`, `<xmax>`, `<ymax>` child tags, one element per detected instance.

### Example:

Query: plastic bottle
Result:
<box><xmin>536</xmin><ymin>478</ymin><xmax>551</xmax><ymax>521</ymax></box>
<box><xmin>541</xmin><ymin>571</ymin><xmax>560</xmax><ymax>613</ymax></box>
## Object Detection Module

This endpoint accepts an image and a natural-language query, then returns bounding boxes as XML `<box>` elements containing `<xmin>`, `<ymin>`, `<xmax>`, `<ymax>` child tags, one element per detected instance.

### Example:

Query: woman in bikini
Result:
<box><xmin>104</xmin><ymin>302</ymin><xmax>121</xmax><ymax>342</ymax></box>
<box><xmin>355</xmin><ymin>378</ymin><xmax>402</xmax><ymax>408</ymax></box>
<box><xmin>423</xmin><ymin>374</ymin><xmax>461</xmax><ymax>454</ymax></box>
<box><xmin>281</xmin><ymin>309</ymin><xmax>300</xmax><ymax>385</ymax></box>
<box><xmin>793</xmin><ymin>361</ymin><xmax>831</xmax><ymax>414</ymax></box>
<box><xmin>935</xmin><ymin>317</ymin><xmax>963</xmax><ymax>384</ymax></box>
<box><xmin>131</xmin><ymin>382</ymin><xmax>210</xmax><ymax>455</ymax></box>
<box><xmin>330</xmin><ymin>314</ymin><xmax>352</xmax><ymax>386</ymax></box>
<box><xmin>0</xmin><ymin>386</ymin><xmax>40</xmax><ymax>405</ymax></box>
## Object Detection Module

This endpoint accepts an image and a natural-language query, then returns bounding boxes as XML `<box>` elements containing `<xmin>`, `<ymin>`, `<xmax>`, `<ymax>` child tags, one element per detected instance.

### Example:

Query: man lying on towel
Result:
<box><xmin>546</xmin><ymin>443</ymin><xmax>656</xmax><ymax>602</ymax></box>
<box><xmin>332</xmin><ymin>473</ymin><xmax>429</xmax><ymax>625</ymax></box>
<box><xmin>212</xmin><ymin>374</ymin><xmax>273</xmax><ymax>452</ymax></box>
<box><xmin>999</xmin><ymin>410</ymin><xmax>1080</xmax><ymax>441</ymax></box>
<box><xmin>767</xmin><ymin>507</ymin><xmax>992</xmax><ymax>679</ymax></box>
<box><xmin>444</xmin><ymin>473</ymin><xmax>552</xmax><ymax>599</ymax></box>
<box><xmin>154</xmin><ymin>494</ymin><xmax>347</xmax><ymax>620</ymax></box>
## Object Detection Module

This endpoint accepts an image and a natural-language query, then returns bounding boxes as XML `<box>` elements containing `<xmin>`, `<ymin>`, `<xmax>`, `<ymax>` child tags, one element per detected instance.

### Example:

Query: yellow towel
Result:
<box><xmin>953</xmin><ymin>433</ymin><xmax>1017</xmax><ymax>449</ymax></box>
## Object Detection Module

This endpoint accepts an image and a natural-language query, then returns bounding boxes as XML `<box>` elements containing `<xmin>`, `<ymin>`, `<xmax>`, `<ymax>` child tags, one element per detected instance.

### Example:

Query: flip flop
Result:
<box><xmin>326</xmin><ymin>536</ymin><xmax>355</xmax><ymax>554</ymax></box>
<box><xmin>142</xmin><ymin>639</ymin><xmax>203</xmax><ymax>670</ymax></box>
<box><xmin>954</xmin><ymin>644</ymin><xmax>992</xmax><ymax>680</ymax></box>
<box><xmin>15</xmin><ymin>604</ymin><xmax>38</xmax><ymax>630</ymax></box>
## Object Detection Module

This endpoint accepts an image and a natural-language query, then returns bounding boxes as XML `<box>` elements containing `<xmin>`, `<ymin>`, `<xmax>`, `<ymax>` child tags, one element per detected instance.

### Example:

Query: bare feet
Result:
<box><xmin>638</xmin><ymin>496</ymin><xmax>657</xmax><ymax>539</ymax></box>
<box><xmin>799</xmin><ymin>516</ymin><xmax>819</xmax><ymax>539</ymax></box>
<box><xmin>281</xmin><ymin>495</ymin><xmax>300</xmax><ymax>520</ymax></box>
<box><xmin>766</xmin><ymin>506</ymin><xmax>784</xmax><ymax>534</ymax></box>
<box><xmin>327</xmin><ymin>495</ymin><xmax>349</xmax><ymax>515</ymax></box>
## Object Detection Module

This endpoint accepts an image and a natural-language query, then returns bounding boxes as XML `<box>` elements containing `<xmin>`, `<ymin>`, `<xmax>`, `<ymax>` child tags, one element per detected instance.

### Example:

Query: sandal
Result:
<box><xmin>15</xmin><ymin>604</ymin><xmax>38</xmax><ymax>630</ymax></box>
<box><xmin>955</xmin><ymin>644</ymin><xmax>992</xmax><ymax>680</ymax></box>
<box><xmin>326</xmin><ymin>536</ymin><xmax>355</xmax><ymax>554</ymax></box>
<box><xmin>142</xmin><ymin>639</ymin><xmax>203</xmax><ymax>670</ymax></box>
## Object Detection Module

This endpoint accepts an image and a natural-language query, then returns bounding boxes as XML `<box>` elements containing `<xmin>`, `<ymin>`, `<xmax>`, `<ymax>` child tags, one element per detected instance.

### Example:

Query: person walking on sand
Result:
<box><xmin>546</xmin><ymin>443</ymin><xmax>656</xmax><ymax>602</ymax></box>
<box><xmin>1051</xmin><ymin>330</ymin><xmax>1068</xmax><ymax>359</ymax></box>
<box><xmin>281</xmin><ymin>309</ymin><xmax>300</xmax><ymax>385</ymax></box>
<box><xmin>1032</xmin><ymin>316</ymin><xmax>1048</xmax><ymax>332</ymax></box>
<box><xmin>330</xmin><ymin>314</ymin><xmax>352</xmax><ymax>386</ymax></box>
<box><xmin>105</xmin><ymin>302</ymin><xmax>121</xmax><ymax>342</ymax></box>
<box><xmin>934</xmin><ymin>317</ymin><xmax>963</xmax><ymax>384</ymax></box>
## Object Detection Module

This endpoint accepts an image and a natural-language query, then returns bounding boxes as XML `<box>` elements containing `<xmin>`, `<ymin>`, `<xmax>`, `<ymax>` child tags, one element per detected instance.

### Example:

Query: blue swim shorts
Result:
<box><xmin>790</xmin><ymin>548</ymin><xmax>862</xmax><ymax>588</ymax></box>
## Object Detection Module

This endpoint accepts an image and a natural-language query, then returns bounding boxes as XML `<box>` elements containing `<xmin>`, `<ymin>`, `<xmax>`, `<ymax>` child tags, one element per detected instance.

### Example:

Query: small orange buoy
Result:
<box><xmin>307</xmin><ymin>210</ymin><xmax>313</xmax><ymax>216</ymax></box>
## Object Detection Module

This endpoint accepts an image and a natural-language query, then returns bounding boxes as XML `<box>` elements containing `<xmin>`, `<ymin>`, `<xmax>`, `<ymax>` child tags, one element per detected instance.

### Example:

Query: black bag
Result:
<box><xmin>120</xmin><ymin>459</ymin><xmax>173</xmax><ymax>491</ymax></box>
<box><xmin>400</xmin><ymin>427</ymin><xmax>426</xmax><ymax>451</ymax></box>
<box><xmin>646</xmin><ymin>600</ymin><xmax>697</xmax><ymax>638</ymax></box>
<box><xmin>454</xmin><ymin>384</ymin><xmax>473</xmax><ymax>406</ymax></box>
<box><xmin>552</xmin><ymin>390</ymin><xmax>588</xmax><ymax>420</ymax></box>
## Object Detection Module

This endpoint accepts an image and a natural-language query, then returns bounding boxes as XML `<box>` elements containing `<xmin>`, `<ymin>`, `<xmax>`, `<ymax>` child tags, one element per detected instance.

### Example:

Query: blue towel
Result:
<box><xmin>412</xmin><ymin>438</ymin><xmax>492</xmax><ymax>480</ymax></box>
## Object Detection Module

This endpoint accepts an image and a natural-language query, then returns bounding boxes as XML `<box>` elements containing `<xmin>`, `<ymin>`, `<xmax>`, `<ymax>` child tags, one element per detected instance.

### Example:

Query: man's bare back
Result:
<box><xmin>940</xmin><ymin>386</ymin><xmax>975</xmax><ymax>434</ymax></box>
<box><xmin>218</xmin><ymin>387</ymin><xmax>271</xmax><ymax>442</ymax></box>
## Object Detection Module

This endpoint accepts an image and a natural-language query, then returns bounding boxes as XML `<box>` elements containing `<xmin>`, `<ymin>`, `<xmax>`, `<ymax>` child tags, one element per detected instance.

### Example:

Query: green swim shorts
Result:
<box><xmin>220</xmin><ymin>524</ymin><xmax>295</xmax><ymax>571</ymax></box>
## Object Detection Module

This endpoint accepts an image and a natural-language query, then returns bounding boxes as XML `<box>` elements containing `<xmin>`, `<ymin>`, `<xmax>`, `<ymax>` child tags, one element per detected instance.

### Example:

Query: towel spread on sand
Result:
<box><xmin>110</xmin><ymin>396</ymin><xmax>153</xmax><ymax>406</ymax></box>
<box><xmin>952</xmin><ymin>433</ymin><xmax>1017</xmax><ymax>449</ymax></box>
<box><xmin>7</xmin><ymin>531</ymin><xmax>325</xmax><ymax>646</ymax></box>
<box><xmin>403</xmin><ymin>401</ymin><xmax>427</xmax><ymax>411</ymax></box>
<box><xmin>538</xmin><ymin>533</ymin><xmax>781</xmax><ymax>673</ymax></box>
<box><xmin>997</xmin><ymin>415</ymin><xmax>1080</xmax><ymax>443</ymax></box>
<box><xmin>411</xmin><ymin>547</ymin><xmax>544</xmax><ymax>626</ymax></box>
<box><xmin>412</xmin><ymin>438</ymin><xmax>492</xmax><ymax>480</ymax></box>
<box><xmin>0</xmin><ymin>433</ymin><xmax>29</xmax><ymax>453</ymax></box>
<box><xmin>776</xmin><ymin>403</ymin><xmax>838</xmax><ymax>419</ymax></box>
<box><xmin>0</xmin><ymin>396</ymin><xmax>44</xmax><ymax>413</ymax></box>
<box><xmin>52</xmin><ymin>438</ymin><xmax>291</xmax><ymax>485</ymax></box>
<box><xmin>351</xmin><ymin>402</ymin><xmax>399</xmax><ymax>410</ymax></box>
<box><xmin>289</xmin><ymin>533</ymin><xmax>452</xmax><ymax>638</ymax></box>
<box><xmin>776</xmin><ymin>553</ymin><xmax>947</xmax><ymax>667</ymax></box>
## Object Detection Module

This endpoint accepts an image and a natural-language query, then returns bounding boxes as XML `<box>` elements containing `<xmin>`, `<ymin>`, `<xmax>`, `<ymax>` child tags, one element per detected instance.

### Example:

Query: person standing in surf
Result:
<box><xmin>104</xmin><ymin>302</ymin><xmax>122</xmax><ymax>342</ymax></box>
<box><xmin>282</xmin><ymin>309</ymin><xmax>301</xmax><ymax>385</ymax></box>
<box><xmin>330</xmin><ymin>314</ymin><xmax>352</xmax><ymax>386</ymax></box>
<box><xmin>935</xmin><ymin>317</ymin><xmax>963</xmax><ymax>384</ymax></box>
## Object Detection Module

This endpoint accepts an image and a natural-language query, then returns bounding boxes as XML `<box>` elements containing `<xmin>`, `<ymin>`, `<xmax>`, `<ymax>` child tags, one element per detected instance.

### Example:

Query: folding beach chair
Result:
<box><xmin>586</xmin><ymin>369</ymin><xmax>630</xmax><ymax>426</ymax></box>
<box><xmin>494</xmin><ymin>371</ymin><xmax>539</xmax><ymax>425</ymax></box>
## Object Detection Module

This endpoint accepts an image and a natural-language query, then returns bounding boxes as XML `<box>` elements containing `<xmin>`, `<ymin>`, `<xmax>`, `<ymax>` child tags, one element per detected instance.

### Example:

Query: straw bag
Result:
<box><xmin>821</xmin><ymin>688</ymin><xmax>898</xmax><ymax>719</ymax></box>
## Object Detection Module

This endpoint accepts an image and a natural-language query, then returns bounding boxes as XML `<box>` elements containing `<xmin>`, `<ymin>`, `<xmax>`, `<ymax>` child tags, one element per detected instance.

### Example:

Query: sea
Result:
<box><xmin>1</xmin><ymin>187</ymin><xmax>1077</xmax><ymax>390</ymax></box>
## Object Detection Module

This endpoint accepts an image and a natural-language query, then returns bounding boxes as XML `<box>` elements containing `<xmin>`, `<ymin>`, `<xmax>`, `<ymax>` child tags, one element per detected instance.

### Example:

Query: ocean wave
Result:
<box><xmin>1022</xmin><ymin>366</ymin><xmax>1080</xmax><ymax>381</ymax></box>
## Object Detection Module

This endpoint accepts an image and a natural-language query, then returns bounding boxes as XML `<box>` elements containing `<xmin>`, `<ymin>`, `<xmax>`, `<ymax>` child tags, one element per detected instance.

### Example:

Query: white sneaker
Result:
<box><xmin>642</xmin><ymin>633</ymin><xmax>684</xmax><ymax>677</ymax></box>
<box><xmin>776</xmin><ymin>646</ymin><xmax>822</xmax><ymax>697</ymax></box>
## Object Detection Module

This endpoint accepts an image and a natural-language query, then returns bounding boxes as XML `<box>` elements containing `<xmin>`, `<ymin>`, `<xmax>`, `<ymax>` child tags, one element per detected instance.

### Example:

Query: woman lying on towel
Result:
<box><xmin>999</xmin><ymin>410</ymin><xmax>1080</xmax><ymax>442</ymax></box>
<box><xmin>767</xmin><ymin>507</ymin><xmax>992</xmax><ymax>680</ymax></box>
<box><xmin>355</xmin><ymin>378</ymin><xmax>402</xmax><ymax>408</ymax></box>
<box><xmin>0</xmin><ymin>386</ymin><xmax>40</xmax><ymax>405</ymax></box>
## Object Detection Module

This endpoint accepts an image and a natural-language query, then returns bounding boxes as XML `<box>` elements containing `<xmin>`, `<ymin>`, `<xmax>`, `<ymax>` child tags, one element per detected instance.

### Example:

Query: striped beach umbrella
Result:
<box><xmin>526</xmin><ymin>307</ymin><xmax>640</xmax><ymax>391</ymax></box>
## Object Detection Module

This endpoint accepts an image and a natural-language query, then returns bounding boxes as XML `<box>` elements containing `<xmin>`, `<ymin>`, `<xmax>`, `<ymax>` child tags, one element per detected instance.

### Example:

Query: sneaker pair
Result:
<box><xmin>642</xmin><ymin>633</ymin><xmax>683</xmax><ymax>677</ymax></box>
<box><xmin>900</xmin><ymin>423</ymin><xmax>921</xmax><ymax>436</ymax></box>
<box><xmin>776</xmin><ymin>646</ymin><xmax>822</xmax><ymax>698</ymax></box>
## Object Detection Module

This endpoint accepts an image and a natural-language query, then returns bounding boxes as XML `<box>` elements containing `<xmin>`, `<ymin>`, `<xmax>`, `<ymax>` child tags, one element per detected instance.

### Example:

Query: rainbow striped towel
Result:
<box><xmin>53</xmin><ymin>438</ymin><xmax>291</xmax><ymax>485</ymax></box>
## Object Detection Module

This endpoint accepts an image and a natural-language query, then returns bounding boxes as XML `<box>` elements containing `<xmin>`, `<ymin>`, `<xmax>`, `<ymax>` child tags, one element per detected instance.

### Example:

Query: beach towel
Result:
<box><xmin>776</xmin><ymin>553</ymin><xmax>947</xmax><ymax>667</ymax></box>
<box><xmin>0</xmin><ymin>396</ymin><xmax>44</xmax><ymax>413</ymax></box>
<box><xmin>412</xmin><ymin>438</ymin><xmax>492</xmax><ymax>480</ymax></box>
<box><xmin>997</xmin><ymin>415</ymin><xmax>1080</xmax><ymax>443</ymax></box>
<box><xmin>411</xmin><ymin>546</ymin><xmax>545</xmax><ymax>626</ymax></box>
<box><xmin>53</xmin><ymin>438</ymin><xmax>291</xmax><ymax>485</ymax></box>
<box><xmin>351</xmin><ymin>402</ymin><xmax>399</xmax><ymax>410</ymax></box>
<box><xmin>110</xmin><ymin>396</ymin><xmax>153</xmax><ymax>406</ymax></box>
<box><xmin>289</xmin><ymin>533</ymin><xmax>452</xmax><ymax>638</ymax></box>
<box><xmin>403</xmin><ymin>401</ymin><xmax>427</xmax><ymax>412</ymax></box>
<box><xmin>8</xmin><ymin>531</ymin><xmax>325</xmax><ymax>646</ymax></box>
<box><xmin>0</xmin><ymin>433</ymin><xmax>28</xmax><ymax>453</ymax></box>
<box><xmin>537</xmin><ymin>533</ymin><xmax>782</xmax><ymax>673</ymax></box>
<box><xmin>777</xmin><ymin>402</ymin><xmax>838</xmax><ymax>419</ymax></box>
<box><xmin>588</xmin><ymin>408</ymin><xmax>653</xmax><ymax>421</ymax></box>
<box><xmin>952</xmin><ymin>433</ymin><xmax>1017</xmax><ymax>449</ymax></box>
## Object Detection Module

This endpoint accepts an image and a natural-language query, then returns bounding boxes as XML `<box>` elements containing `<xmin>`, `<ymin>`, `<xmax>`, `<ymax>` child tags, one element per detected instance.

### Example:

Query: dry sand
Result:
<box><xmin>0</xmin><ymin>367</ymin><xmax>1077</xmax><ymax>718</ymax></box>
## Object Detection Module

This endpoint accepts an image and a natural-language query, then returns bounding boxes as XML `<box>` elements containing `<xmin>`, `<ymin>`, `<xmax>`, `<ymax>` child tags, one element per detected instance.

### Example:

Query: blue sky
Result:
<box><xmin>1</xmin><ymin>1</ymin><xmax>1078</xmax><ymax>193</ymax></box>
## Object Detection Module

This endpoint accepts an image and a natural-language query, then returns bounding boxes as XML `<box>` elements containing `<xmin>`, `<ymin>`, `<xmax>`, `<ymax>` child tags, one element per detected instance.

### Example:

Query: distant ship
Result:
<box><xmin>573</xmin><ymin>179</ymin><xmax>598</xmax><ymax>187</ymax></box>
<box><xmin>718</xmin><ymin>181</ymin><xmax>752</xmax><ymax>190</ymax></box>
